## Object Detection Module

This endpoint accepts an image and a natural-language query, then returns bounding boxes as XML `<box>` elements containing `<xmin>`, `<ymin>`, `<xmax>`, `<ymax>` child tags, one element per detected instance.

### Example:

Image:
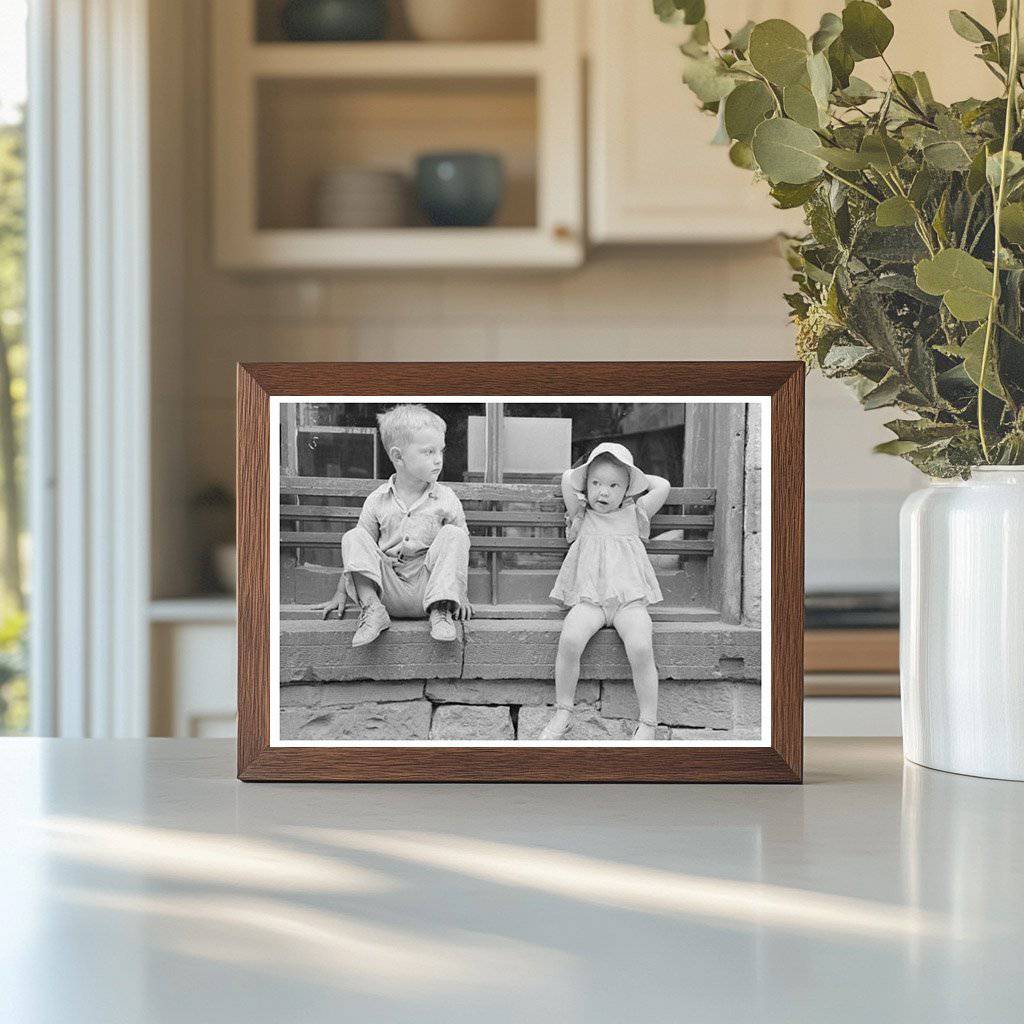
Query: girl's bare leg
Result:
<box><xmin>613</xmin><ymin>604</ymin><xmax>659</xmax><ymax>739</ymax></box>
<box><xmin>541</xmin><ymin>603</ymin><xmax>606</xmax><ymax>739</ymax></box>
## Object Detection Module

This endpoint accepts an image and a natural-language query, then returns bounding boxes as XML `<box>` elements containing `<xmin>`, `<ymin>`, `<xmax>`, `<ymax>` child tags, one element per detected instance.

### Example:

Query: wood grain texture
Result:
<box><xmin>237</xmin><ymin>361</ymin><xmax>805</xmax><ymax>783</ymax></box>
<box><xmin>769</xmin><ymin>364</ymin><xmax>805</xmax><ymax>783</ymax></box>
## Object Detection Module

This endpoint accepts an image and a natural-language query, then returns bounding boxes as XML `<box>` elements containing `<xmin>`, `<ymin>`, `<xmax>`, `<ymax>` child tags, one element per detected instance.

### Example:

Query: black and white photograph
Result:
<box><xmin>271</xmin><ymin>397</ymin><xmax>768</xmax><ymax>745</ymax></box>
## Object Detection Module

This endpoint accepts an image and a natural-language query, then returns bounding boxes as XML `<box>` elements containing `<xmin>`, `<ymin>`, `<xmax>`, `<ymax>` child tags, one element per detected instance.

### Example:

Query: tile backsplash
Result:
<box><xmin>168</xmin><ymin>247</ymin><xmax>917</xmax><ymax>595</ymax></box>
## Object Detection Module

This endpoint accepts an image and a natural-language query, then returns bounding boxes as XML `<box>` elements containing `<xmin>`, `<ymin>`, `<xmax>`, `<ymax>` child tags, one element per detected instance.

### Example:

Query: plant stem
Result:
<box><xmin>881</xmin><ymin>54</ymin><xmax>929</xmax><ymax>119</ymax></box>
<box><xmin>821</xmin><ymin>167</ymin><xmax>879</xmax><ymax>203</ymax></box>
<box><xmin>979</xmin><ymin>0</ymin><xmax>1021</xmax><ymax>462</ymax></box>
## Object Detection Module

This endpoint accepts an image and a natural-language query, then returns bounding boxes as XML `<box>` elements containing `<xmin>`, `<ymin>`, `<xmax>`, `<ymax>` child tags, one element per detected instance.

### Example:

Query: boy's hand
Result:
<box><xmin>454</xmin><ymin>601</ymin><xmax>473</xmax><ymax>621</ymax></box>
<box><xmin>311</xmin><ymin>595</ymin><xmax>346</xmax><ymax>620</ymax></box>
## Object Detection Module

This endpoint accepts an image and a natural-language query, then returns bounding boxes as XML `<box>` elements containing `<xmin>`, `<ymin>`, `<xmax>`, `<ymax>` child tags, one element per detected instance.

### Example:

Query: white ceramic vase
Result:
<box><xmin>900</xmin><ymin>467</ymin><xmax>1024</xmax><ymax>780</ymax></box>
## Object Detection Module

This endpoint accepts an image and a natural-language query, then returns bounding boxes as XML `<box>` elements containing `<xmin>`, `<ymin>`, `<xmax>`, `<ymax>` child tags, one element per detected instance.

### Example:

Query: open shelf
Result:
<box><xmin>257</xmin><ymin>76</ymin><xmax>537</xmax><ymax>232</ymax></box>
<box><xmin>213</xmin><ymin>0</ymin><xmax>581</xmax><ymax>268</ymax></box>
<box><xmin>254</xmin><ymin>0</ymin><xmax>538</xmax><ymax>45</ymax></box>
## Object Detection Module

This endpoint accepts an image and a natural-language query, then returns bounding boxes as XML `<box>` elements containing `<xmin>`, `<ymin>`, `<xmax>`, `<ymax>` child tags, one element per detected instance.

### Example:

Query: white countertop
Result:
<box><xmin>2</xmin><ymin>738</ymin><xmax>1021</xmax><ymax>1023</ymax></box>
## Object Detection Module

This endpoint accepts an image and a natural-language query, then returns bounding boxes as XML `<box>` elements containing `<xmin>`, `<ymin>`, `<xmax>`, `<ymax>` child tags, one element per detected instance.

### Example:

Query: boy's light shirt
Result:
<box><xmin>356</xmin><ymin>474</ymin><xmax>468</xmax><ymax>581</ymax></box>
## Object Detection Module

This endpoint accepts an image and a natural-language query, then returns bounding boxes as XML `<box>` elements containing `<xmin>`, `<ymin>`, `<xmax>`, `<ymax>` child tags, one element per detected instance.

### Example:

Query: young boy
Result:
<box><xmin>313</xmin><ymin>405</ymin><xmax>472</xmax><ymax>646</ymax></box>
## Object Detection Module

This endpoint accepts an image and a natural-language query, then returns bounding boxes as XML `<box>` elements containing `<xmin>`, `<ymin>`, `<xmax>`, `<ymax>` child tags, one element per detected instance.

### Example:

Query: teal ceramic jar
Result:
<box><xmin>280</xmin><ymin>0</ymin><xmax>387</xmax><ymax>42</ymax></box>
<box><xmin>415</xmin><ymin>152</ymin><xmax>505</xmax><ymax>227</ymax></box>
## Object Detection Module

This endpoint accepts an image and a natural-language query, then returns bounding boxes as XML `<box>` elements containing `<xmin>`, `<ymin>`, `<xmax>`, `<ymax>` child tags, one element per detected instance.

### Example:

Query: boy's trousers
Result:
<box><xmin>341</xmin><ymin>524</ymin><xmax>470</xmax><ymax>618</ymax></box>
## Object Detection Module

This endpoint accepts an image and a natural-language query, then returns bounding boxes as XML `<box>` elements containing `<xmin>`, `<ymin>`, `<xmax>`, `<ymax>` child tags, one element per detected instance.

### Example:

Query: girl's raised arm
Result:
<box><xmin>560</xmin><ymin>468</ymin><xmax>586</xmax><ymax>518</ymax></box>
<box><xmin>637</xmin><ymin>474</ymin><xmax>671</xmax><ymax>517</ymax></box>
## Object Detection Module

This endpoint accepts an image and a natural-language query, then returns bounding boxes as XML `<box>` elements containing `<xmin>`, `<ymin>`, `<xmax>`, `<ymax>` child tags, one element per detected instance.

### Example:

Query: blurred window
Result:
<box><xmin>0</xmin><ymin>1</ymin><xmax>28</xmax><ymax>734</ymax></box>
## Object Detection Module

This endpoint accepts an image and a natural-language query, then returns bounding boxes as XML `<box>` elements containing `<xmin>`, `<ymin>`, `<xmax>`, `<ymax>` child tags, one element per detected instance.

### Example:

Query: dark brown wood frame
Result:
<box><xmin>237</xmin><ymin>362</ymin><xmax>804</xmax><ymax>782</ymax></box>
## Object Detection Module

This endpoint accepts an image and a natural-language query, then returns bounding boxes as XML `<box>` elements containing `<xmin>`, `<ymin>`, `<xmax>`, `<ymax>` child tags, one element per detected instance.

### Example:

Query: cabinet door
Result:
<box><xmin>588</xmin><ymin>1</ymin><xmax>1002</xmax><ymax>245</ymax></box>
<box><xmin>589</xmin><ymin>1</ymin><xmax>815</xmax><ymax>243</ymax></box>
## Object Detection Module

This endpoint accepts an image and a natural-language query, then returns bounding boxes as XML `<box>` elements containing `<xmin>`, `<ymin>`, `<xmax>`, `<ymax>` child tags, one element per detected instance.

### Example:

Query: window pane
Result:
<box><xmin>0</xmin><ymin>0</ymin><xmax>28</xmax><ymax>734</ymax></box>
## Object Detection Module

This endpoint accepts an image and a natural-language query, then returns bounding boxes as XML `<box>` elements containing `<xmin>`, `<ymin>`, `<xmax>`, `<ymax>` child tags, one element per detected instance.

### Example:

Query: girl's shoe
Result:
<box><xmin>632</xmin><ymin>717</ymin><xmax>658</xmax><ymax>741</ymax></box>
<box><xmin>540</xmin><ymin>702</ymin><xmax>574</xmax><ymax>740</ymax></box>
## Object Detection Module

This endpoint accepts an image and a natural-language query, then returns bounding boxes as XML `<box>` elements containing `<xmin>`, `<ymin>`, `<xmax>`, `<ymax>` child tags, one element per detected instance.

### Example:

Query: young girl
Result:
<box><xmin>541</xmin><ymin>443</ymin><xmax>671</xmax><ymax>741</ymax></box>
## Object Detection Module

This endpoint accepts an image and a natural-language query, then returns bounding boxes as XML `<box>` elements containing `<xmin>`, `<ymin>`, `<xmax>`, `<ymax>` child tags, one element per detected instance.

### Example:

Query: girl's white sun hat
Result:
<box><xmin>567</xmin><ymin>442</ymin><xmax>651</xmax><ymax>497</ymax></box>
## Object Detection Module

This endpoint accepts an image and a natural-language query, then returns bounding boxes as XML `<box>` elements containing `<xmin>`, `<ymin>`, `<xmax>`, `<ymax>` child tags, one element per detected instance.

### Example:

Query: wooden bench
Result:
<box><xmin>278</xmin><ymin>476</ymin><xmax>760</xmax><ymax>685</ymax></box>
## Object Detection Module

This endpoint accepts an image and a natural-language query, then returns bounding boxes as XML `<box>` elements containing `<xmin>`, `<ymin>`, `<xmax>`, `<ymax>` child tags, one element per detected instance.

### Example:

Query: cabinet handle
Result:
<box><xmin>552</xmin><ymin>224</ymin><xmax>574</xmax><ymax>241</ymax></box>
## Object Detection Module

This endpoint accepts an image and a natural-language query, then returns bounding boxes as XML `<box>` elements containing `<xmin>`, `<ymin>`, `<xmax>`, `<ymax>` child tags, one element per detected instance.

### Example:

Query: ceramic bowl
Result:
<box><xmin>314</xmin><ymin>167</ymin><xmax>409</xmax><ymax>228</ymax></box>
<box><xmin>415</xmin><ymin>152</ymin><xmax>504</xmax><ymax>227</ymax></box>
<box><xmin>281</xmin><ymin>0</ymin><xmax>388</xmax><ymax>42</ymax></box>
<box><xmin>403</xmin><ymin>0</ymin><xmax>534</xmax><ymax>42</ymax></box>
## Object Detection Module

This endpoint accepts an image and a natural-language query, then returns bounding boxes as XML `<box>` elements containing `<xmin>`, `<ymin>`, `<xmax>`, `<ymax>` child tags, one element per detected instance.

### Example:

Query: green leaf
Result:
<box><xmin>654</xmin><ymin>0</ymin><xmax>705</xmax><ymax>25</ymax></box>
<box><xmin>690</xmin><ymin>20</ymin><xmax>710</xmax><ymax>46</ymax></box>
<box><xmin>810</xmin><ymin>12</ymin><xmax>843</xmax><ymax>54</ymax></box>
<box><xmin>653</xmin><ymin>0</ymin><xmax>677</xmax><ymax>23</ymax></box>
<box><xmin>985</xmin><ymin>150</ymin><xmax>1024</xmax><ymax>190</ymax></box>
<box><xmin>827</xmin><ymin>35</ymin><xmax>855</xmax><ymax>89</ymax></box>
<box><xmin>892</xmin><ymin>72</ymin><xmax>919</xmax><ymax>103</ymax></box>
<box><xmin>993</xmin><ymin>0</ymin><xmax>1008</xmax><ymax>24</ymax></box>
<box><xmin>681</xmin><ymin>55</ymin><xmax>737</xmax><ymax>103</ymax></box>
<box><xmin>860</xmin><ymin>133</ymin><xmax>905</xmax><ymax>173</ymax></box>
<box><xmin>959</xmin><ymin>324</ymin><xmax>1007</xmax><ymax>398</ymax></box>
<box><xmin>728</xmin><ymin>140</ymin><xmax>758</xmax><ymax>169</ymax></box>
<box><xmin>967</xmin><ymin>143</ymin><xmax>993</xmax><ymax>193</ymax></box>
<box><xmin>723</xmin><ymin>81</ymin><xmax>775</xmax><ymax>143</ymax></box>
<box><xmin>912</xmin><ymin>71</ymin><xmax>935</xmax><ymax>105</ymax></box>
<box><xmin>1000</xmin><ymin>202</ymin><xmax>1024</xmax><ymax>242</ymax></box>
<box><xmin>842</xmin><ymin>1</ymin><xmax>894</xmax><ymax>60</ymax></box>
<box><xmin>770</xmin><ymin>179</ymin><xmax>820</xmax><ymax>209</ymax></box>
<box><xmin>751</xmin><ymin>117</ymin><xmax>827</xmax><ymax>184</ymax></box>
<box><xmin>884</xmin><ymin>418</ymin><xmax>963</xmax><ymax>443</ymax></box>
<box><xmin>874</xmin><ymin>439</ymin><xmax>922</xmax><ymax>455</ymax></box>
<box><xmin>724</xmin><ymin>20</ymin><xmax>755</xmax><ymax>53</ymax></box>
<box><xmin>814</xmin><ymin>146</ymin><xmax>872</xmax><ymax>170</ymax></box>
<box><xmin>909</xmin><ymin>165</ymin><xmax>936</xmax><ymax>205</ymax></box>
<box><xmin>915</xmin><ymin>249</ymin><xmax>994</xmax><ymax>321</ymax></box>
<box><xmin>783</xmin><ymin>83</ymin><xmax>822</xmax><ymax>128</ymax></box>
<box><xmin>948</xmin><ymin>10</ymin><xmax>993</xmax><ymax>44</ymax></box>
<box><xmin>923</xmin><ymin>141</ymin><xmax>972</xmax><ymax>171</ymax></box>
<box><xmin>875</xmin><ymin>196</ymin><xmax>918</xmax><ymax>228</ymax></box>
<box><xmin>807</xmin><ymin>51</ymin><xmax>833</xmax><ymax>111</ymax></box>
<box><xmin>681</xmin><ymin>0</ymin><xmax>705</xmax><ymax>25</ymax></box>
<box><xmin>748</xmin><ymin>19</ymin><xmax>810</xmax><ymax>87</ymax></box>
<box><xmin>862</xmin><ymin>374</ymin><xmax>902</xmax><ymax>409</ymax></box>
<box><xmin>836</xmin><ymin>75</ymin><xmax>877</xmax><ymax>104</ymax></box>
<box><xmin>932</xmin><ymin>190</ymin><xmax>950</xmax><ymax>247</ymax></box>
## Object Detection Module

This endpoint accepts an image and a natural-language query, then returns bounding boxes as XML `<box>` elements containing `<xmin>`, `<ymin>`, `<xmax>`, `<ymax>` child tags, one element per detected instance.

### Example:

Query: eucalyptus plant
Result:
<box><xmin>658</xmin><ymin>0</ymin><xmax>1024</xmax><ymax>475</ymax></box>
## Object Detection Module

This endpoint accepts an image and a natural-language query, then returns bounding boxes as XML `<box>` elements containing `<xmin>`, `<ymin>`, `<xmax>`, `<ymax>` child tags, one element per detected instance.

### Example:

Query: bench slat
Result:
<box><xmin>279</xmin><ymin>504</ymin><xmax>715</xmax><ymax>529</ymax></box>
<box><xmin>280</xmin><ymin>531</ymin><xmax>714</xmax><ymax>553</ymax></box>
<box><xmin>284</xmin><ymin>602</ymin><xmax>722</xmax><ymax>622</ymax></box>
<box><xmin>280</xmin><ymin>475</ymin><xmax>716</xmax><ymax>505</ymax></box>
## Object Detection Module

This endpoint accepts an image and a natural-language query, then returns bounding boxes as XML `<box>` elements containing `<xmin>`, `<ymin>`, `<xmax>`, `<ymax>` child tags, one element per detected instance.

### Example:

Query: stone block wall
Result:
<box><xmin>280</xmin><ymin>675</ymin><xmax>761</xmax><ymax>742</ymax></box>
<box><xmin>279</xmin><ymin>617</ymin><xmax>762</xmax><ymax>741</ymax></box>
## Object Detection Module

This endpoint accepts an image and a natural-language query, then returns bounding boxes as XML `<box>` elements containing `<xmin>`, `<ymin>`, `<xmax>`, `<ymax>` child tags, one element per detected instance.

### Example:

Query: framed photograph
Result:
<box><xmin>237</xmin><ymin>362</ymin><xmax>804</xmax><ymax>782</ymax></box>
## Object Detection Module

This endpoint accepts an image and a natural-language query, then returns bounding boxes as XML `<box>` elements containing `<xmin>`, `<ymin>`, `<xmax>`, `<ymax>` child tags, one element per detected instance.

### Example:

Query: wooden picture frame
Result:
<box><xmin>237</xmin><ymin>362</ymin><xmax>804</xmax><ymax>782</ymax></box>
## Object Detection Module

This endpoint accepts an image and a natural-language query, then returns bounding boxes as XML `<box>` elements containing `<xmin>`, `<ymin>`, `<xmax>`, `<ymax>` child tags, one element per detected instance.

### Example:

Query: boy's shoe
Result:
<box><xmin>429</xmin><ymin>605</ymin><xmax>458</xmax><ymax>642</ymax></box>
<box><xmin>351</xmin><ymin>602</ymin><xmax>391</xmax><ymax>647</ymax></box>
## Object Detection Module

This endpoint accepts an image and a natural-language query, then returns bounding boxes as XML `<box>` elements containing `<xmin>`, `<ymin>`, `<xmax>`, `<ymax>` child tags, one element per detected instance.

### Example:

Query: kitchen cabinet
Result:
<box><xmin>212</xmin><ymin>0</ymin><xmax>583</xmax><ymax>269</ymax></box>
<box><xmin>587</xmin><ymin>1</ymin><xmax>811</xmax><ymax>243</ymax></box>
<box><xmin>587</xmin><ymin>0</ymin><xmax>998</xmax><ymax>244</ymax></box>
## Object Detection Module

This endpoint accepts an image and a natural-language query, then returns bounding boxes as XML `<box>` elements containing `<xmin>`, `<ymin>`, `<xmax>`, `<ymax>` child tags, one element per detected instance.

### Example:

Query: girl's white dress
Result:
<box><xmin>550</xmin><ymin>500</ymin><xmax>663</xmax><ymax>609</ymax></box>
